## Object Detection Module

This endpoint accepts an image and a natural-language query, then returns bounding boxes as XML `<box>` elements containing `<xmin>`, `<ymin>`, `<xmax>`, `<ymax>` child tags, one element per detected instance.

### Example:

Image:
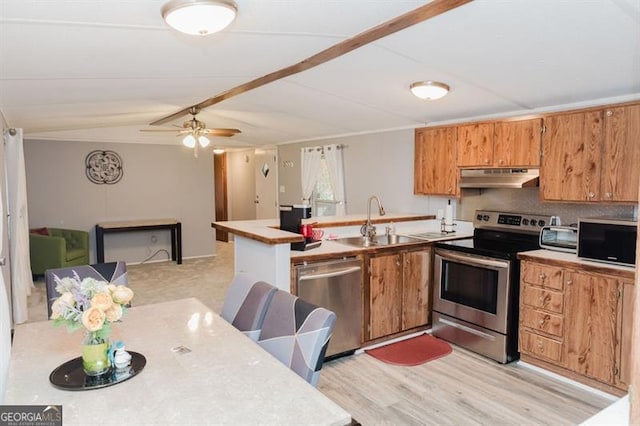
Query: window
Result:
<box><xmin>313</xmin><ymin>157</ymin><xmax>336</xmax><ymax>216</ymax></box>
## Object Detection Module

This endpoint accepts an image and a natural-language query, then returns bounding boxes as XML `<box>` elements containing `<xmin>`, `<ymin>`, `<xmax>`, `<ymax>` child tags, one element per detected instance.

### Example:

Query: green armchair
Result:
<box><xmin>29</xmin><ymin>228</ymin><xmax>90</xmax><ymax>276</ymax></box>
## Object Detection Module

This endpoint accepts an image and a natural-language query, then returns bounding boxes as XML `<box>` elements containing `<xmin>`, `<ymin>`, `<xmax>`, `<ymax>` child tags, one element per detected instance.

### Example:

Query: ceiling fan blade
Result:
<box><xmin>202</xmin><ymin>128</ymin><xmax>241</xmax><ymax>135</ymax></box>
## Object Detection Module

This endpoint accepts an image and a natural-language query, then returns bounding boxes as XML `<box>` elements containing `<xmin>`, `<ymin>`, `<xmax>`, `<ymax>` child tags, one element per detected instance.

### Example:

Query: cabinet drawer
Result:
<box><xmin>521</xmin><ymin>285</ymin><xmax>564</xmax><ymax>313</ymax></box>
<box><xmin>520</xmin><ymin>330</ymin><xmax>563</xmax><ymax>363</ymax></box>
<box><xmin>520</xmin><ymin>306</ymin><xmax>563</xmax><ymax>337</ymax></box>
<box><xmin>521</xmin><ymin>262</ymin><xmax>564</xmax><ymax>290</ymax></box>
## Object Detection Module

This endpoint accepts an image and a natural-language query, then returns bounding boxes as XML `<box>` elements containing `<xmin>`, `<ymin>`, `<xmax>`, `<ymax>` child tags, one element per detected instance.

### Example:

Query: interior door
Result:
<box><xmin>254</xmin><ymin>147</ymin><xmax>278</xmax><ymax>219</ymax></box>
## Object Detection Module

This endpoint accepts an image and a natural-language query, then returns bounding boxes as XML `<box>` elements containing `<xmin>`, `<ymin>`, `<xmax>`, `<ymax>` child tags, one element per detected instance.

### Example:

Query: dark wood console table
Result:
<box><xmin>95</xmin><ymin>219</ymin><xmax>182</xmax><ymax>264</ymax></box>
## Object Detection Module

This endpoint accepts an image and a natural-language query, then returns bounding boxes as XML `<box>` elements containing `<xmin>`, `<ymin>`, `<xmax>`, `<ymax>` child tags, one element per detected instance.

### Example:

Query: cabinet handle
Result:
<box><xmin>538</xmin><ymin>319</ymin><xmax>545</xmax><ymax>326</ymax></box>
<box><xmin>538</xmin><ymin>273</ymin><xmax>546</xmax><ymax>280</ymax></box>
<box><xmin>606</xmin><ymin>110</ymin><xmax>613</xmax><ymax>117</ymax></box>
<box><xmin>605</xmin><ymin>192</ymin><xmax>612</xmax><ymax>198</ymax></box>
<box><xmin>537</xmin><ymin>340</ymin><xmax>544</xmax><ymax>351</ymax></box>
<box><xmin>538</xmin><ymin>296</ymin><xmax>545</xmax><ymax>303</ymax></box>
<box><xmin>588</xmin><ymin>192</ymin><xmax>595</xmax><ymax>199</ymax></box>
<box><xmin>498</xmin><ymin>159</ymin><xmax>504</xmax><ymax>165</ymax></box>
<box><xmin>566</xmin><ymin>280</ymin><xmax>573</xmax><ymax>285</ymax></box>
<box><xmin>484</xmin><ymin>159</ymin><xmax>490</xmax><ymax>164</ymax></box>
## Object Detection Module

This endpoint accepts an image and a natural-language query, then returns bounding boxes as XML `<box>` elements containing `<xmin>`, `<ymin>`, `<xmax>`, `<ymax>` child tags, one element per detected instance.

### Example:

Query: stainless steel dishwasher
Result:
<box><xmin>295</xmin><ymin>257</ymin><xmax>362</xmax><ymax>358</ymax></box>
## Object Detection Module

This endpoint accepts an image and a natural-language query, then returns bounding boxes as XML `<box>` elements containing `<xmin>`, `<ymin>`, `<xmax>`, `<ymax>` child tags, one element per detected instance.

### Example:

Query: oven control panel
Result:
<box><xmin>474</xmin><ymin>210</ymin><xmax>553</xmax><ymax>233</ymax></box>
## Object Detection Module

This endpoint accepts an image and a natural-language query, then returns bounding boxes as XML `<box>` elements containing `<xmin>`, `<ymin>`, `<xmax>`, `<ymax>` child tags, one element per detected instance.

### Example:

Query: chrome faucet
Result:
<box><xmin>360</xmin><ymin>195</ymin><xmax>386</xmax><ymax>242</ymax></box>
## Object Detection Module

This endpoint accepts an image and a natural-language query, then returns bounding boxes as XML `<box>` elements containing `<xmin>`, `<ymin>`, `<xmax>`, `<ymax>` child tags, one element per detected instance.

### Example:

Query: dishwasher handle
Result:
<box><xmin>298</xmin><ymin>266</ymin><xmax>361</xmax><ymax>281</ymax></box>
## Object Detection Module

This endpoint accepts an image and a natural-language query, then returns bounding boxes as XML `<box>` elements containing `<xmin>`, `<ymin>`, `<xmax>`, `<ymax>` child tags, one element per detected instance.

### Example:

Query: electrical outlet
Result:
<box><xmin>150</xmin><ymin>235</ymin><xmax>158</xmax><ymax>244</ymax></box>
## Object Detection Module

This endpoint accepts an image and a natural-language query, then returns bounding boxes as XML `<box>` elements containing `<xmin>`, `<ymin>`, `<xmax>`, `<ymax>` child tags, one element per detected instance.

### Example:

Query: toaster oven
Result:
<box><xmin>539</xmin><ymin>226</ymin><xmax>577</xmax><ymax>253</ymax></box>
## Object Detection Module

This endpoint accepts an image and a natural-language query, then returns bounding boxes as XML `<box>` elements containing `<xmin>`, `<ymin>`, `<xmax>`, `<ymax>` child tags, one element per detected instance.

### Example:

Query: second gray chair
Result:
<box><xmin>45</xmin><ymin>261</ymin><xmax>128</xmax><ymax>319</ymax></box>
<box><xmin>257</xmin><ymin>290</ymin><xmax>336</xmax><ymax>387</ymax></box>
<box><xmin>221</xmin><ymin>273</ymin><xmax>278</xmax><ymax>341</ymax></box>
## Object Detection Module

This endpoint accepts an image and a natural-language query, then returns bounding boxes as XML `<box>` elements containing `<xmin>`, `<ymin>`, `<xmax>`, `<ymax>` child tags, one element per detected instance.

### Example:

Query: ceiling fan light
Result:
<box><xmin>213</xmin><ymin>148</ymin><xmax>225</xmax><ymax>154</ymax></box>
<box><xmin>161</xmin><ymin>0</ymin><xmax>237</xmax><ymax>36</ymax></box>
<box><xmin>410</xmin><ymin>81</ymin><xmax>450</xmax><ymax>100</ymax></box>
<box><xmin>198</xmin><ymin>135</ymin><xmax>210</xmax><ymax>148</ymax></box>
<box><xmin>183</xmin><ymin>134</ymin><xmax>196</xmax><ymax>148</ymax></box>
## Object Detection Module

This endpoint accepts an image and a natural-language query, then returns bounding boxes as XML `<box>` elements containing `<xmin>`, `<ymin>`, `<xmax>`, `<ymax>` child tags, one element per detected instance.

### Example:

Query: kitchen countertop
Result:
<box><xmin>290</xmin><ymin>231</ymin><xmax>473</xmax><ymax>263</ymax></box>
<box><xmin>211</xmin><ymin>213</ymin><xmax>435</xmax><ymax>245</ymax></box>
<box><xmin>518</xmin><ymin>249</ymin><xmax>635</xmax><ymax>281</ymax></box>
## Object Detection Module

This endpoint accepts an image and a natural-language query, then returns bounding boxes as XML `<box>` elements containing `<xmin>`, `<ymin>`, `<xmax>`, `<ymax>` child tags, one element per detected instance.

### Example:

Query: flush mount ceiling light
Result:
<box><xmin>161</xmin><ymin>0</ymin><xmax>237</xmax><ymax>36</ymax></box>
<box><xmin>213</xmin><ymin>148</ymin><xmax>225</xmax><ymax>154</ymax></box>
<box><xmin>410</xmin><ymin>81</ymin><xmax>450</xmax><ymax>100</ymax></box>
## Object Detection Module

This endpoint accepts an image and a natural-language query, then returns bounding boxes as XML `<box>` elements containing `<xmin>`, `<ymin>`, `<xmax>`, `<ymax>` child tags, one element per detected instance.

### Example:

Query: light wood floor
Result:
<box><xmin>28</xmin><ymin>241</ymin><xmax>614</xmax><ymax>425</ymax></box>
<box><xmin>318</xmin><ymin>343</ymin><xmax>613</xmax><ymax>425</ymax></box>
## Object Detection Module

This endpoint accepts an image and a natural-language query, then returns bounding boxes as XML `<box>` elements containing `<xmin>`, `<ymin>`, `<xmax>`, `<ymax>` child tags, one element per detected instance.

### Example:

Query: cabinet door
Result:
<box><xmin>456</xmin><ymin>123</ymin><xmax>493</xmax><ymax>167</ymax></box>
<box><xmin>369</xmin><ymin>254</ymin><xmax>402</xmax><ymax>339</ymax></box>
<box><xmin>414</xmin><ymin>130</ymin><xmax>426</xmax><ymax>195</ymax></box>
<box><xmin>402</xmin><ymin>248</ymin><xmax>431</xmax><ymax>330</ymax></box>
<box><xmin>541</xmin><ymin>111</ymin><xmax>603</xmax><ymax>201</ymax></box>
<box><xmin>602</xmin><ymin>104</ymin><xmax>640</xmax><ymax>202</ymax></box>
<box><xmin>616</xmin><ymin>281</ymin><xmax>634</xmax><ymax>388</ymax></box>
<box><xmin>563</xmin><ymin>271</ymin><xmax>619</xmax><ymax>385</ymax></box>
<box><xmin>494</xmin><ymin>118</ymin><xmax>542</xmax><ymax>167</ymax></box>
<box><xmin>415</xmin><ymin>127</ymin><xmax>458</xmax><ymax>196</ymax></box>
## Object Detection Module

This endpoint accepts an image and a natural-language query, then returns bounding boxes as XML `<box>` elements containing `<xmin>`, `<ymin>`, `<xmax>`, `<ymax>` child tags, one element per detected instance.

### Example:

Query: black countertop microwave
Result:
<box><xmin>578</xmin><ymin>216</ymin><xmax>637</xmax><ymax>266</ymax></box>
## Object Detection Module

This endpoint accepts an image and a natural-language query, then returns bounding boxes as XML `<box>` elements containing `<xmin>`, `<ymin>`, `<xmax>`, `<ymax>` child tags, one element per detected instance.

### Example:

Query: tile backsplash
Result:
<box><xmin>458</xmin><ymin>187</ymin><xmax>636</xmax><ymax>226</ymax></box>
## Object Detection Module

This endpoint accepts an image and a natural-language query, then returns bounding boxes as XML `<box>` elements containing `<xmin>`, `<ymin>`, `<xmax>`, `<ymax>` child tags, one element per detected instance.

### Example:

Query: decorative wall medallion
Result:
<box><xmin>85</xmin><ymin>150</ymin><xmax>123</xmax><ymax>184</ymax></box>
<box><xmin>261</xmin><ymin>162</ymin><xmax>270</xmax><ymax>178</ymax></box>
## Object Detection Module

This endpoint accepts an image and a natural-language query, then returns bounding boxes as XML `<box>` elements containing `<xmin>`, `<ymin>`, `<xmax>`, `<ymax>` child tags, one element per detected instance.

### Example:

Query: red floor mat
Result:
<box><xmin>365</xmin><ymin>333</ymin><xmax>452</xmax><ymax>366</ymax></box>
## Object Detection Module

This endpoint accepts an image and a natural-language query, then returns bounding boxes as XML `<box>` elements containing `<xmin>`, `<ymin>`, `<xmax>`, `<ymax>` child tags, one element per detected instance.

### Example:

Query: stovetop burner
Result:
<box><xmin>435</xmin><ymin>210</ymin><xmax>553</xmax><ymax>259</ymax></box>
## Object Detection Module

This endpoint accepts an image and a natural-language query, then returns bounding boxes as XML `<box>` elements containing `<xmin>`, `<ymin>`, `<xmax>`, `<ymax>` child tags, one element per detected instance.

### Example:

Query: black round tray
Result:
<box><xmin>49</xmin><ymin>351</ymin><xmax>146</xmax><ymax>391</ymax></box>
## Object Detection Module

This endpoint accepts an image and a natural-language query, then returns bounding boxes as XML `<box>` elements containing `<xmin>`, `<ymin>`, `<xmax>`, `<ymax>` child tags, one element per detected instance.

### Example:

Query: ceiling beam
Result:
<box><xmin>151</xmin><ymin>0</ymin><xmax>474</xmax><ymax>126</ymax></box>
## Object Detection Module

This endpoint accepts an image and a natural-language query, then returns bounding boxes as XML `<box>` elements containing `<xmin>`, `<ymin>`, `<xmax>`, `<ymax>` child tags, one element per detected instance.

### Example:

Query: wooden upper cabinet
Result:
<box><xmin>414</xmin><ymin>127</ymin><xmax>458</xmax><ymax>196</ymax></box>
<box><xmin>541</xmin><ymin>110</ymin><xmax>603</xmax><ymax>202</ymax></box>
<box><xmin>541</xmin><ymin>103</ymin><xmax>639</xmax><ymax>203</ymax></box>
<box><xmin>601</xmin><ymin>104</ymin><xmax>640</xmax><ymax>202</ymax></box>
<box><xmin>456</xmin><ymin>123</ymin><xmax>493</xmax><ymax>167</ymax></box>
<box><xmin>456</xmin><ymin>119</ymin><xmax>541</xmax><ymax>168</ymax></box>
<box><xmin>494</xmin><ymin>118</ymin><xmax>542</xmax><ymax>167</ymax></box>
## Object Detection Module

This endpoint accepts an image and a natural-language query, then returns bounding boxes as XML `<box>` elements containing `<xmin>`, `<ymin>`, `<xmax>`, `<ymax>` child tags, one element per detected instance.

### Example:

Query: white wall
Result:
<box><xmin>277</xmin><ymin>129</ymin><xmax>455</xmax><ymax>217</ymax></box>
<box><xmin>24</xmin><ymin>139</ymin><xmax>215</xmax><ymax>263</ymax></box>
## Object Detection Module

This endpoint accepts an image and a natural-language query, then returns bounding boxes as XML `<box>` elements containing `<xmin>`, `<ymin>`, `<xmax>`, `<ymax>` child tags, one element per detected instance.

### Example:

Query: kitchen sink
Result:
<box><xmin>335</xmin><ymin>234</ymin><xmax>422</xmax><ymax>248</ymax></box>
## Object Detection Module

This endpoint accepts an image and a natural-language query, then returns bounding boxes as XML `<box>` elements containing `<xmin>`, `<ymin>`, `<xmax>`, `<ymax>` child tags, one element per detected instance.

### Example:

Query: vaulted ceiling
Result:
<box><xmin>1</xmin><ymin>0</ymin><xmax>639</xmax><ymax>149</ymax></box>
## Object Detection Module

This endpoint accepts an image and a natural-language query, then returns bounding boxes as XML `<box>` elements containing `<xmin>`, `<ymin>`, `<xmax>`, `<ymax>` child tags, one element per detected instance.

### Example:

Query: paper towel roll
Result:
<box><xmin>445</xmin><ymin>204</ymin><xmax>454</xmax><ymax>225</ymax></box>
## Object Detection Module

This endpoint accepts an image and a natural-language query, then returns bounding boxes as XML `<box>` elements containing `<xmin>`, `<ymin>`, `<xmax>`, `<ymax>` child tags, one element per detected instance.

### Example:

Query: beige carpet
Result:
<box><xmin>27</xmin><ymin>241</ymin><xmax>235</xmax><ymax>322</ymax></box>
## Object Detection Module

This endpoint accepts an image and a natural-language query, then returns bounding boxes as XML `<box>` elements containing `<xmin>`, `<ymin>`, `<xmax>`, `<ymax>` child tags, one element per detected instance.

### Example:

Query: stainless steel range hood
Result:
<box><xmin>459</xmin><ymin>168</ymin><xmax>539</xmax><ymax>189</ymax></box>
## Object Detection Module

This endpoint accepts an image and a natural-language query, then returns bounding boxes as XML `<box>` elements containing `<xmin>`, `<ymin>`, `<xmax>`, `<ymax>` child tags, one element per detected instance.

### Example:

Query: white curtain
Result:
<box><xmin>4</xmin><ymin>128</ymin><xmax>33</xmax><ymax>324</ymax></box>
<box><xmin>323</xmin><ymin>144</ymin><xmax>347</xmax><ymax>216</ymax></box>
<box><xmin>0</xmin><ymin>132</ymin><xmax>12</xmax><ymax>403</ymax></box>
<box><xmin>300</xmin><ymin>147</ymin><xmax>322</xmax><ymax>204</ymax></box>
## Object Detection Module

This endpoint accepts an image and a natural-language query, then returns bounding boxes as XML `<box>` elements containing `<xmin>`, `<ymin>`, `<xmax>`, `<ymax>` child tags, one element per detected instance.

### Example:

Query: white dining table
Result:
<box><xmin>5</xmin><ymin>297</ymin><xmax>352</xmax><ymax>425</ymax></box>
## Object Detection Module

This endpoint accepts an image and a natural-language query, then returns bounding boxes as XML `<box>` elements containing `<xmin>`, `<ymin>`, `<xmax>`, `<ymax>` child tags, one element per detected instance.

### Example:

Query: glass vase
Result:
<box><xmin>82</xmin><ymin>331</ymin><xmax>111</xmax><ymax>376</ymax></box>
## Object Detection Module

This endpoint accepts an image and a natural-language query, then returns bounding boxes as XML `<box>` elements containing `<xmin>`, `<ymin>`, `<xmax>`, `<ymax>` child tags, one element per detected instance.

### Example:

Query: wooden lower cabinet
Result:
<box><xmin>368</xmin><ymin>247</ymin><xmax>432</xmax><ymax>340</ymax></box>
<box><xmin>519</xmin><ymin>260</ymin><xmax>634</xmax><ymax>394</ymax></box>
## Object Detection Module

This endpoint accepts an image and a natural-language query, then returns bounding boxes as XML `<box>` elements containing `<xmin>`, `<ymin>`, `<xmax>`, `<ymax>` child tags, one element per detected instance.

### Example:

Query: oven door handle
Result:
<box><xmin>439</xmin><ymin>250</ymin><xmax>509</xmax><ymax>269</ymax></box>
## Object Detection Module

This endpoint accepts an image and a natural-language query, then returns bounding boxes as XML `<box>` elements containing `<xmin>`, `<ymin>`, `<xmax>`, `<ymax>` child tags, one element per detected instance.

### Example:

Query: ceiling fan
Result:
<box><xmin>141</xmin><ymin>107</ymin><xmax>241</xmax><ymax>156</ymax></box>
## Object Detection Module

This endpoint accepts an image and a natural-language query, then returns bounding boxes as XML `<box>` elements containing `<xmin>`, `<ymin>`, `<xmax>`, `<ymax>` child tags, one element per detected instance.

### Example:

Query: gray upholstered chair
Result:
<box><xmin>257</xmin><ymin>290</ymin><xmax>336</xmax><ymax>387</ymax></box>
<box><xmin>221</xmin><ymin>273</ymin><xmax>278</xmax><ymax>341</ymax></box>
<box><xmin>44</xmin><ymin>261</ymin><xmax>128</xmax><ymax>319</ymax></box>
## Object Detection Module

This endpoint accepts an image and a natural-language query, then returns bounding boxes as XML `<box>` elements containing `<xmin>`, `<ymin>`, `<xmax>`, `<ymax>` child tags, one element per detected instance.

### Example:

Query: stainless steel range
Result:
<box><xmin>432</xmin><ymin>210</ymin><xmax>552</xmax><ymax>363</ymax></box>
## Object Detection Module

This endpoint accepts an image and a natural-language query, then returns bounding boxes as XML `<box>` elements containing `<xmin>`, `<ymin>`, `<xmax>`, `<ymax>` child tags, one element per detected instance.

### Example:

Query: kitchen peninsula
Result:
<box><xmin>211</xmin><ymin>213</ymin><xmax>472</xmax><ymax>292</ymax></box>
